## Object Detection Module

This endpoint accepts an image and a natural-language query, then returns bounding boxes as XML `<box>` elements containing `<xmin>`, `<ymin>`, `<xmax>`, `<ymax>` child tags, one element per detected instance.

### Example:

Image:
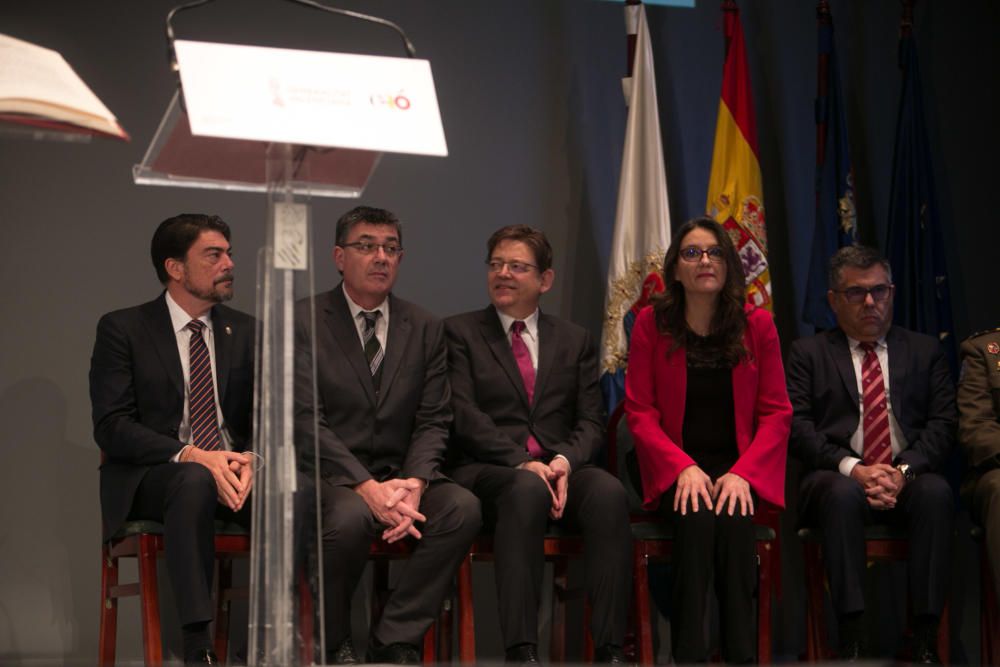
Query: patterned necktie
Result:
<box><xmin>362</xmin><ymin>311</ymin><xmax>384</xmax><ymax>391</ymax></box>
<box><xmin>511</xmin><ymin>321</ymin><xmax>545</xmax><ymax>458</ymax></box>
<box><xmin>860</xmin><ymin>342</ymin><xmax>891</xmax><ymax>466</ymax></box>
<box><xmin>187</xmin><ymin>320</ymin><xmax>222</xmax><ymax>451</ymax></box>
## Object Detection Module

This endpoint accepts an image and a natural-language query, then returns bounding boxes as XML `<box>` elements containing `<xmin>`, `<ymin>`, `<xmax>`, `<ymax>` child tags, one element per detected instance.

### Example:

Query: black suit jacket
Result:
<box><xmin>445</xmin><ymin>306</ymin><xmax>604</xmax><ymax>472</ymax></box>
<box><xmin>787</xmin><ymin>325</ymin><xmax>956</xmax><ymax>476</ymax></box>
<box><xmin>297</xmin><ymin>286</ymin><xmax>451</xmax><ymax>487</ymax></box>
<box><xmin>89</xmin><ymin>293</ymin><xmax>254</xmax><ymax>539</ymax></box>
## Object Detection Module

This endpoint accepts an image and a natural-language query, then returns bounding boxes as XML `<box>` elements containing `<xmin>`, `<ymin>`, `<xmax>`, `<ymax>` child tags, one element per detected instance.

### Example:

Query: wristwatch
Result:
<box><xmin>895</xmin><ymin>461</ymin><xmax>915</xmax><ymax>483</ymax></box>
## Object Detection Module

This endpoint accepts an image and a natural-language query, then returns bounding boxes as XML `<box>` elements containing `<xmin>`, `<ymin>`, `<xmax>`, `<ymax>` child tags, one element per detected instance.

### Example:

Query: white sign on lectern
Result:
<box><xmin>174</xmin><ymin>40</ymin><xmax>448</xmax><ymax>156</ymax></box>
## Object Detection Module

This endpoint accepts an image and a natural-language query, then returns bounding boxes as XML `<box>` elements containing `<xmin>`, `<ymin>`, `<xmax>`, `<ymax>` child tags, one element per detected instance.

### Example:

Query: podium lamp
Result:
<box><xmin>134</xmin><ymin>5</ymin><xmax>448</xmax><ymax>664</ymax></box>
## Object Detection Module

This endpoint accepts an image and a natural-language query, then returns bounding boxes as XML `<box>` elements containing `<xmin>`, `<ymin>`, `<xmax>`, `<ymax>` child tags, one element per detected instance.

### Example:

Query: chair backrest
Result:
<box><xmin>606</xmin><ymin>400</ymin><xmax>646</xmax><ymax>513</ymax></box>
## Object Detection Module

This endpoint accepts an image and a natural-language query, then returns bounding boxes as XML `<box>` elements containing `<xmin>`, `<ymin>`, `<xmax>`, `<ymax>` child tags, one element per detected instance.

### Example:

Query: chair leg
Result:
<box><xmin>803</xmin><ymin>542</ymin><xmax>826</xmax><ymax>662</ymax></box>
<box><xmin>439</xmin><ymin>597</ymin><xmax>453</xmax><ymax>662</ymax></box>
<box><xmin>633</xmin><ymin>545</ymin><xmax>655</xmax><ymax>667</ymax></box>
<box><xmin>582</xmin><ymin>599</ymin><xmax>594</xmax><ymax>662</ymax></box>
<box><xmin>422</xmin><ymin>621</ymin><xmax>438</xmax><ymax>663</ymax></box>
<box><xmin>756</xmin><ymin>544</ymin><xmax>772</xmax><ymax>665</ymax></box>
<box><xmin>981</xmin><ymin>546</ymin><xmax>998</xmax><ymax>667</ymax></box>
<box><xmin>550</xmin><ymin>557</ymin><xmax>568</xmax><ymax>663</ymax></box>
<box><xmin>298</xmin><ymin>572</ymin><xmax>316</xmax><ymax>666</ymax></box>
<box><xmin>214</xmin><ymin>558</ymin><xmax>232</xmax><ymax>663</ymax></box>
<box><xmin>457</xmin><ymin>555</ymin><xmax>476</xmax><ymax>665</ymax></box>
<box><xmin>99</xmin><ymin>544</ymin><xmax>118</xmax><ymax>667</ymax></box>
<box><xmin>936</xmin><ymin>599</ymin><xmax>949</xmax><ymax>665</ymax></box>
<box><xmin>137</xmin><ymin>535</ymin><xmax>163</xmax><ymax>666</ymax></box>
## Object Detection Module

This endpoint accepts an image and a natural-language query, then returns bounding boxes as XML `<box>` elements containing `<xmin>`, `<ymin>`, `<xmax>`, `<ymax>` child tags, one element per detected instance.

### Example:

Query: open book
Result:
<box><xmin>0</xmin><ymin>32</ymin><xmax>128</xmax><ymax>140</ymax></box>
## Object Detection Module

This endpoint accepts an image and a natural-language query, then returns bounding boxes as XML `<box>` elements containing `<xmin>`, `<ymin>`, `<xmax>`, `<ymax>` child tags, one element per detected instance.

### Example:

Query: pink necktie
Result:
<box><xmin>860</xmin><ymin>342</ymin><xmax>891</xmax><ymax>466</ymax></box>
<box><xmin>187</xmin><ymin>320</ymin><xmax>222</xmax><ymax>451</ymax></box>
<box><xmin>511</xmin><ymin>321</ymin><xmax>545</xmax><ymax>458</ymax></box>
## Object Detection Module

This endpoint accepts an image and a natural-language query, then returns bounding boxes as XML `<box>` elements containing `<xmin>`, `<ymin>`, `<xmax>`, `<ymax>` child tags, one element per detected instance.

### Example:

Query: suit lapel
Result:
<box><xmin>481</xmin><ymin>307</ymin><xmax>530</xmax><ymax>409</ymax></box>
<box><xmin>324</xmin><ymin>286</ymin><xmax>377</xmax><ymax>406</ymax></box>
<box><xmin>142</xmin><ymin>294</ymin><xmax>184</xmax><ymax>398</ymax></box>
<box><xmin>886</xmin><ymin>326</ymin><xmax>908</xmax><ymax>422</ymax></box>
<box><xmin>212</xmin><ymin>306</ymin><xmax>233</xmax><ymax>403</ymax></box>
<box><xmin>829</xmin><ymin>328</ymin><xmax>859</xmax><ymax>405</ymax></box>
<box><xmin>379</xmin><ymin>295</ymin><xmax>412</xmax><ymax>406</ymax></box>
<box><xmin>532</xmin><ymin>314</ymin><xmax>556</xmax><ymax>413</ymax></box>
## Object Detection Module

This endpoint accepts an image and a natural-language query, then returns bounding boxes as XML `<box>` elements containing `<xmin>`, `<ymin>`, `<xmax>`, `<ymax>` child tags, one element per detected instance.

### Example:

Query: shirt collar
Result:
<box><xmin>496</xmin><ymin>308</ymin><xmax>540</xmax><ymax>340</ymax></box>
<box><xmin>847</xmin><ymin>334</ymin><xmax>887</xmax><ymax>353</ymax></box>
<box><xmin>165</xmin><ymin>291</ymin><xmax>212</xmax><ymax>334</ymax></box>
<box><xmin>342</xmin><ymin>283</ymin><xmax>389</xmax><ymax>322</ymax></box>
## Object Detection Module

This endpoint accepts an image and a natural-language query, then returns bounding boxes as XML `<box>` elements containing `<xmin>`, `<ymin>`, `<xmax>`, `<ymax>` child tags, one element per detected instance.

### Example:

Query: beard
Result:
<box><xmin>185</xmin><ymin>274</ymin><xmax>234</xmax><ymax>303</ymax></box>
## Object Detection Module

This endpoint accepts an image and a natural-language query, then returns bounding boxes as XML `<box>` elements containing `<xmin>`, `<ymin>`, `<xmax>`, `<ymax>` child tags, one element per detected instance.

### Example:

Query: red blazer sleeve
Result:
<box><xmin>728</xmin><ymin>307</ymin><xmax>792</xmax><ymax>508</ymax></box>
<box><xmin>624</xmin><ymin>306</ymin><xmax>695</xmax><ymax>510</ymax></box>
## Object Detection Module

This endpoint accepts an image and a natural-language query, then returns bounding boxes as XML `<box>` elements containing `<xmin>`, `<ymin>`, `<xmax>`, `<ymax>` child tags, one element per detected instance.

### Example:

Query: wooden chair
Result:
<box><xmin>606</xmin><ymin>401</ymin><xmax>778</xmax><ymax>665</ymax></box>
<box><xmin>455</xmin><ymin>529</ymin><xmax>592</xmax><ymax>665</ymax></box>
<box><xmin>971</xmin><ymin>525</ymin><xmax>999</xmax><ymax>666</ymax></box>
<box><xmin>98</xmin><ymin>519</ymin><xmax>250</xmax><ymax>666</ymax></box>
<box><xmin>798</xmin><ymin>524</ymin><xmax>950</xmax><ymax>663</ymax></box>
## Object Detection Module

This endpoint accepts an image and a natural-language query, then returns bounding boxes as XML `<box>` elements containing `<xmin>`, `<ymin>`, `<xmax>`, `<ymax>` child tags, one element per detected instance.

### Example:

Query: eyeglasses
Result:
<box><xmin>679</xmin><ymin>246</ymin><xmax>725</xmax><ymax>263</ymax></box>
<box><xmin>486</xmin><ymin>259</ymin><xmax>538</xmax><ymax>274</ymax></box>
<box><xmin>340</xmin><ymin>241</ymin><xmax>403</xmax><ymax>258</ymax></box>
<box><xmin>833</xmin><ymin>284</ymin><xmax>893</xmax><ymax>304</ymax></box>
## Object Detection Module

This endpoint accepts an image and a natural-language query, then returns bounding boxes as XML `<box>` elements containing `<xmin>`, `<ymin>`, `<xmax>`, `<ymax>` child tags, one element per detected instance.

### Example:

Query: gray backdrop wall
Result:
<box><xmin>0</xmin><ymin>0</ymin><xmax>994</xmax><ymax>663</ymax></box>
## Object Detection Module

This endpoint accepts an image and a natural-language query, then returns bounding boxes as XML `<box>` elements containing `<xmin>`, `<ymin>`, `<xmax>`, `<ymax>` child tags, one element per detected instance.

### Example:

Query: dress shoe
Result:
<box><xmin>367</xmin><ymin>641</ymin><xmax>421</xmax><ymax>664</ymax></box>
<box><xmin>184</xmin><ymin>648</ymin><xmax>220</xmax><ymax>665</ymax></box>
<box><xmin>505</xmin><ymin>642</ymin><xmax>540</xmax><ymax>664</ymax></box>
<box><xmin>595</xmin><ymin>643</ymin><xmax>628</xmax><ymax>663</ymax></box>
<box><xmin>328</xmin><ymin>636</ymin><xmax>361</xmax><ymax>665</ymax></box>
<box><xmin>911</xmin><ymin>632</ymin><xmax>941</xmax><ymax>664</ymax></box>
<box><xmin>836</xmin><ymin>639</ymin><xmax>865</xmax><ymax>662</ymax></box>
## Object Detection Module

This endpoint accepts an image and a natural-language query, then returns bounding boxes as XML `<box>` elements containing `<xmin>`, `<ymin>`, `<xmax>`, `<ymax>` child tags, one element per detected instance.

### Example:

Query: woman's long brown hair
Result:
<box><xmin>651</xmin><ymin>217</ymin><xmax>749</xmax><ymax>365</ymax></box>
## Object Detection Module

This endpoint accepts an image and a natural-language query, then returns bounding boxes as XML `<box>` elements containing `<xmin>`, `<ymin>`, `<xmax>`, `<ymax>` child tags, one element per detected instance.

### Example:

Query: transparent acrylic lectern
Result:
<box><xmin>134</xmin><ymin>92</ymin><xmax>381</xmax><ymax>665</ymax></box>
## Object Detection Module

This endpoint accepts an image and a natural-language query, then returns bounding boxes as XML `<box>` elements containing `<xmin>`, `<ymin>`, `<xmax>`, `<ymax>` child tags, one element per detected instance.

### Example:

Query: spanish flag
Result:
<box><xmin>706</xmin><ymin>0</ymin><xmax>771</xmax><ymax>310</ymax></box>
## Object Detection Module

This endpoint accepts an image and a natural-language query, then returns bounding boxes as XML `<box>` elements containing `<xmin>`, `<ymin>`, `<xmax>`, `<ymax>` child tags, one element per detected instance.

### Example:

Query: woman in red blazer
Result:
<box><xmin>625</xmin><ymin>217</ymin><xmax>791</xmax><ymax>663</ymax></box>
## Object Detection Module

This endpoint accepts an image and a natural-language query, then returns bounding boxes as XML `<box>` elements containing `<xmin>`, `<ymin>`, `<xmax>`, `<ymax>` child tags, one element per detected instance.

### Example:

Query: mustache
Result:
<box><xmin>214</xmin><ymin>273</ymin><xmax>234</xmax><ymax>285</ymax></box>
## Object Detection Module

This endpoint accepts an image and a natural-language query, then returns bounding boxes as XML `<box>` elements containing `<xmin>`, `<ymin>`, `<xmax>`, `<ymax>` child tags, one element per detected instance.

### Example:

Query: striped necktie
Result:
<box><xmin>187</xmin><ymin>320</ymin><xmax>222</xmax><ymax>450</ymax></box>
<box><xmin>362</xmin><ymin>311</ymin><xmax>384</xmax><ymax>391</ymax></box>
<box><xmin>860</xmin><ymin>342</ymin><xmax>891</xmax><ymax>466</ymax></box>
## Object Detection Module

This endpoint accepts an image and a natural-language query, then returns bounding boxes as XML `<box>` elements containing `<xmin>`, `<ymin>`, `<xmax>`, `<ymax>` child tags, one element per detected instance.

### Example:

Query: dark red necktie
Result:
<box><xmin>860</xmin><ymin>342</ymin><xmax>891</xmax><ymax>466</ymax></box>
<box><xmin>511</xmin><ymin>321</ymin><xmax>545</xmax><ymax>458</ymax></box>
<box><xmin>187</xmin><ymin>320</ymin><xmax>222</xmax><ymax>451</ymax></box>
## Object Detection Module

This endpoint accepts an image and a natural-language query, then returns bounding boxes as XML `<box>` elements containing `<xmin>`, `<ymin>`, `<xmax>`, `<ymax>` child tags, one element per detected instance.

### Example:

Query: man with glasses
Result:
<box><xmin>444</xmin><ymin>225</ymin><xmax>631</xmax><ymax>664</ymax></box>
<box><xmin>787</xmin><ymin>245</ymin><xmax>955</xmax><ymax>662</ymax></box>
<box><xmin>300</xmin><ymin>206</ymin><xmax>480</xmax><ymax>664</ymax></box>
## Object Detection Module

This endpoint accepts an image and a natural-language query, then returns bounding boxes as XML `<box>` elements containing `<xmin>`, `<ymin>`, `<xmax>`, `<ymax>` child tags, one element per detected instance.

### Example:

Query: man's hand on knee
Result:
<box><xmin>354</xmin><ymin>479</ymin><xmax>427</xmax><ymax>540</ymax></box>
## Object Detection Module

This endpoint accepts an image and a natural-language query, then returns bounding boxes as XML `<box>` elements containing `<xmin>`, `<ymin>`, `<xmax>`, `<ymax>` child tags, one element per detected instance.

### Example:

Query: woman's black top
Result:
<box><xmin>681</xmin><ymin>332</ymin><xmax>738</xmax><ymax>479</ymax></box>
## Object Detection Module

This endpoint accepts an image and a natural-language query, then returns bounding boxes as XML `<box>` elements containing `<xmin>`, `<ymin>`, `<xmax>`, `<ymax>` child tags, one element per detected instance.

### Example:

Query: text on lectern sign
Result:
<box><xmin>173</xmin><ymin>40</ymin><xmax>447</xmax><ymax>157</ymax></box>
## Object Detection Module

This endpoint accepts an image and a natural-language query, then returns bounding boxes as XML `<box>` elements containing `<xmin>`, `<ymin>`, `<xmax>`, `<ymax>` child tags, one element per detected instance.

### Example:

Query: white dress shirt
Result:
<box><xmin>838</xmin><ymin>335</ymin><xmax>908</xmax><ymax>477</ymax></box>
<box><xmin>343</xmin><ymin>284</ymin><xmax>390</xmax><ymax>352</ymax></box>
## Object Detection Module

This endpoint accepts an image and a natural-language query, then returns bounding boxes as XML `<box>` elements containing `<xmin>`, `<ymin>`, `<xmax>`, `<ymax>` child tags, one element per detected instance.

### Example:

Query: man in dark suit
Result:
<box><xmin>90</xmin><ymin>214</ymin><xmax>255</xmax><ymax>665</ymax></box>
<box><xmin>787</xmin><ymin>245</ymin><xmax>956</xmax><ymax>662</ymax></box>
<box><xmin>445</xmin><ymin>225</ymin><xmax>631</xmax><ymax>664</ymax></box>
<box><xmin>300</xmin><ymin>206</ymin><xmax>480</xmax><ymax>665</ymax></box>
<box><xmin>957</xmin><ymin>327</ymin><xmax>1000</xmax><ymax>602</ymax></box>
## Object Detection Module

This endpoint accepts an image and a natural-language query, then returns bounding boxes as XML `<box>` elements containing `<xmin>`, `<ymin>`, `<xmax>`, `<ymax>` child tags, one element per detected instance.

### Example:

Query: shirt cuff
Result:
<box><xmin>172</xmin><ymin>444</ymin><xmax>190</xmax><ymax>463</ymax></box>
<box><xmin>838</xmin><ymin>455</ymin><xmax>862</xmax><ymax>477</ymax></box>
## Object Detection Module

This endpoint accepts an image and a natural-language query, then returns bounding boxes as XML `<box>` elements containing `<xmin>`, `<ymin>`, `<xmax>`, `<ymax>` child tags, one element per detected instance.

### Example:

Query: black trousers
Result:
<box><xmin>972</xmin><ymin>468</ymin><xmax>1000</xmax><ymax>602</ymax></box>
<box><xmin>798</xmin><ymin>470</ymin><xmax>953</xmax><ymax>618</ymax></box>
<box><xmin>450</xmin><ymin>462</ymin><xmax>632</xmax><ymax>650</ymax></box>
<box><xmin>320</xmin><ymin>479</ymin><xmax>481</xmax><ymax>647</ymax></box>
<box><xmin>659</xmin><ymin>485</ymin><xmax>757</xmax><ymax>664</ymax></box>
<box><xmin>128</xmin><ymin>462</ymin><xmax>252</xmax><ymax>626</ymax></box>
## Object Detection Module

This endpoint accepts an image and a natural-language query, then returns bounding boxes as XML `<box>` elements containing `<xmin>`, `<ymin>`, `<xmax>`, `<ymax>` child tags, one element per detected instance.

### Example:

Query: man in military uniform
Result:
<box><xmin>958</xmin><ymin>327</ymin><xmax>1000</xmax><ymax>601</ymax></box>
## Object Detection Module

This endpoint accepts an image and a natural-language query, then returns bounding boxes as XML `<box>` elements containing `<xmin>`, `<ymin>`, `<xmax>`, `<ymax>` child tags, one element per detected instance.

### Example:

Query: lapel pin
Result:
<box><xmin>225</xmin><ymin>325</ymin><xmax>233</xmax><ymax>336</ymax></box>
<box><xmin>987</xmin><ymin>342</ymin><xmax>999</xmax><ymax>355</ymax></box>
